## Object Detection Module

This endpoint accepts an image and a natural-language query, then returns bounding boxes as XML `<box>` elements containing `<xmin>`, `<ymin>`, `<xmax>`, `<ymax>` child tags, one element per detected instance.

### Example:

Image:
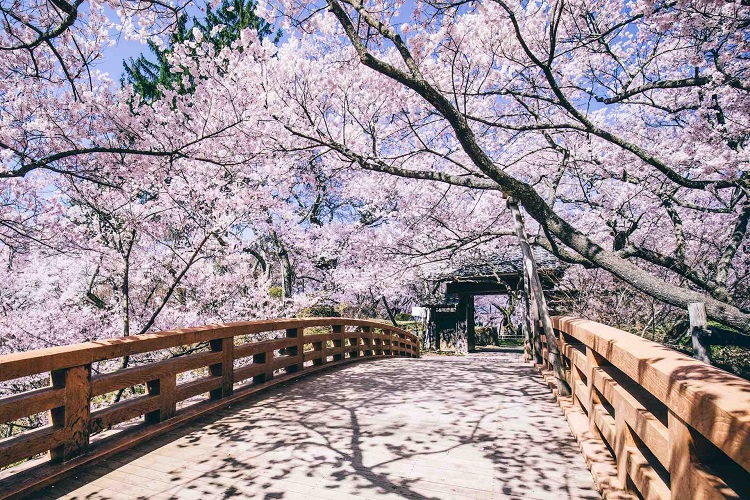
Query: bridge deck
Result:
<box><xmin>39</xmin><ymin>351</ymin><xmax>599</xmax><ymax>500</ymax></box>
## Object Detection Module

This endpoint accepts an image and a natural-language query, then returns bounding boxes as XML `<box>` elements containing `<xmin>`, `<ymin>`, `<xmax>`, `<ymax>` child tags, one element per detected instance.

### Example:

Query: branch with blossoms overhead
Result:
<box><xmin>2</xmin><ymin>0</ymin><xmax>750</xmax><ymax>370</ymax></box>
<box><xmin>253</xmin><ymin>0</ymin><xmax>750</xmax><ymax>333</ymax></box>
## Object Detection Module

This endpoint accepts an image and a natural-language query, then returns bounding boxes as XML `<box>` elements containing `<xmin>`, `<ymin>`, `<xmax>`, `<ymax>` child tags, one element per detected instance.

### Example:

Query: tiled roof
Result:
<box><xmin>430</xmin><ymin>246</ymin><xmax>564</xmax><ymax>281</ymax></box>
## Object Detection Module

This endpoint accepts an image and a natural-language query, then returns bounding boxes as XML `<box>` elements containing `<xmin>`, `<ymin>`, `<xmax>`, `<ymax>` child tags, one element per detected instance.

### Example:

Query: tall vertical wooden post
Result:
<box><xmin>508</xmin><ymin>198</ymin><xmax>569</xmax><ymax>396</ymax></box>
<box><xmin>688</xmin><ymin>302</ymin><xmax>712</xmax><ymax>364</ymax></box>
<box><xmin>522</xmin><ymin>260</ymin><xmax>543</xmax><ymax>365</ymax></box>
<box><xmin>519</xmin><ymin>291</ymin><xmax>533</xmax><ymax>362</ymax></box>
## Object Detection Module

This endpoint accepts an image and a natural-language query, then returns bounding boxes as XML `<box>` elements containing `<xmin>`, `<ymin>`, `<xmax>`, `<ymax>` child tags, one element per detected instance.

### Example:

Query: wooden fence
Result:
<box><xmin>546</xmin><ymin>316</ymin><xmax>750</xmax><ymax>500</ymax></box>
<box><xmin>0</xmin><ymin>317</ymin><xmax>419</xmax><ymax>499</ymax></box>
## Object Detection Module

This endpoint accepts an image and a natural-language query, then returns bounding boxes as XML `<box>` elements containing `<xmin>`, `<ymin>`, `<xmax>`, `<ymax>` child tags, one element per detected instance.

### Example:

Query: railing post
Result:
<box><xmin>585</xmin><ymin>346</ymin><xmax>604</xmax><ymax>434</ymax></box>
<box><xmin>332</xmin><ymin>324</ymin><xmax>344</xmax><ymax>361</ymax></box>
<box><xmin>349</xmin><ymin>328</ymin><xmax>361</xmax><ymax>358</ymax></box>
<box><xmin>313</xmin><ymin>335</ymin><xmax>325</xmax><ymax>366</ymax></box>
<box><xmin>145</xmin><ymin>372</ymin><xmax>176</xmax><ymax>424</ymax></box>
<box><xmin>253</xmin><ymin>351</ymin><xmax>273</xmax><ymax>383</ymax></box>
<box><xmin>374</xmin><ymin>330</ymin><xmax>383</xmax><ymax>356</ymax></box>
<box><xmin>668</xmin><ymin>410</ymin><xmax>726</xmax><ymax>499</ymax></box>
<box><xmin>614</xmin><ymin>402</ymin><xmax>637</xmax><ymax>491</ymax></box>
<box><xmin>209</xmin><ymin>337</ymin><xmax>234</xmax><ymax>399</ymax></box>
<box><xmin>285</xmin><ymin>327</ymin><xmax>304</xmax><ymax>373</ymax></box>
<box><xmin>349</xmin><ymin>326</ymin><xmax>365</xmax><ymax>358</ymax></box>
<box><xmin>49</xmin><ymin>364</ymin><xmax>91</xmax><ymax>462</ymax></box>
<box><xmin>363</xmin><ymin>326</ymin><xmax>373</xmax><ymax>356</ymax></box>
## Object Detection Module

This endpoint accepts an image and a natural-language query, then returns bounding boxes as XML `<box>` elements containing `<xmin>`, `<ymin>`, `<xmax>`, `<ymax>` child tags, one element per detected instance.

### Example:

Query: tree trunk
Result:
<box><xmin>325</xmin><ymin>10</ymin><xmax>750</xmax><ymax>334</ymax></box>
<box><xmin>270</xmin><ymin>229</ymin><xmax>294</xmax><ymax>299</ymax></box>
<box><xmin>509</xmin><ymin>199</ymin><xmax>569</xmax><ymax>396</ymax></box>
<box><xmin>381</xmin><ymin>295</ymin><xmax>399</xmax><ymax>327</ymax></box>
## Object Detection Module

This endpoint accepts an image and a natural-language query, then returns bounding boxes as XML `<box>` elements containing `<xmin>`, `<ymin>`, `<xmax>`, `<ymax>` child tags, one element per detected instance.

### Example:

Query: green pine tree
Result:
<box><xmin>122</xmin><ymin>0</ymin><xmax>279</xmax><ymax>101</ymax></box>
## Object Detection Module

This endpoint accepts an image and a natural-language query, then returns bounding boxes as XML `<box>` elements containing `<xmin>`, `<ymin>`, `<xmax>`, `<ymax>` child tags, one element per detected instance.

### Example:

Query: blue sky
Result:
<box><xmin>96</xmin><ymin>3</ymin><xmax>206</xmax><ymax>81</ymax></box>
<box><xmin>97</xmin><ymin>36</ymin><xmax>145</xmax><ymax>81</ymax></box>
<box><xmin>95</xmin><ymin>0</ymin><xmax>418</xmax><ymax>81</ymax></box>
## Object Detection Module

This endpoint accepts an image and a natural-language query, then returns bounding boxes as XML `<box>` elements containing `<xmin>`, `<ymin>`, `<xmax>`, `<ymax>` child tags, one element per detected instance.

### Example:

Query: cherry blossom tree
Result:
<box><xmin>247</xmin><ymin>0</ymin><xmax>749</xmax><ymax>336</ymax></box>
<box><xmin>3</xmin><ymin>0</ymin><xmax>749</xmax><ymax>371</ymax></box>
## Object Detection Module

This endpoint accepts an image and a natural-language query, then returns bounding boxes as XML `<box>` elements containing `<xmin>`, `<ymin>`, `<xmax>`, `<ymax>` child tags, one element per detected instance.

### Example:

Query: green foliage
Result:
<box><xmin>122</xmin><ymin>0</ymin><xmax>279</xmax><ymax>101</ymax></box>
<box><xmin>395</xmin><ymin>312</ymin><xmax>411</xmax><ymax>321</ymax></box>
<box><xmin>268</xmin><ymin>286</ymin><xmax>283</xmax><ymax>298</ymax></box>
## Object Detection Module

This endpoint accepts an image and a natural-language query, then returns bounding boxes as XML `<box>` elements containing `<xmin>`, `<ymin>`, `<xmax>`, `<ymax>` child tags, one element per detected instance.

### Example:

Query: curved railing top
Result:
<box><xmin>0</xmin><ymin>317</ymin><xmax>414</xmax><ymax>383</ymax></box>
<box><xmin>551</xmin><ymin>315</ymin><xmax>750</xmax><ymax>498</ymax></box>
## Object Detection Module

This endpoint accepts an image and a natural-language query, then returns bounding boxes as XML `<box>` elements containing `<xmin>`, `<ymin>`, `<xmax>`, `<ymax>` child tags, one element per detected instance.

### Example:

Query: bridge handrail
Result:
<box><xmin>0</xmin><ymin>317</ymin><xmax>419</xmax><ymax>498</ymax></box>
<box><xmin>552</xmin><ymin>316</ymin><xmax>750</xmax><ymax>499</ymax></box>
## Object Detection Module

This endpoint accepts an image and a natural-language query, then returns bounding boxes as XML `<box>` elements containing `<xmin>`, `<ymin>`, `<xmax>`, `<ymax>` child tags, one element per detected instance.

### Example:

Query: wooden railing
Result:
<box><xmin>547</xmin><ymin>316</ymin><xmax>750</xmax><ymax>500</ymax></box>
<box><xmin>0</xmin><ymin>317</ymin><xmax>419</xmax><ymax>499</ymax></box>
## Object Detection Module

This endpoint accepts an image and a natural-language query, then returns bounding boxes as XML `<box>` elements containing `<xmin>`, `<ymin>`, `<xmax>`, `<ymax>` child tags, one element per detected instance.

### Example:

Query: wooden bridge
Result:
<box><xmin>0</xmin><ymin>318</ymin><xmax>748</xmax><ymax>499</ymax></box>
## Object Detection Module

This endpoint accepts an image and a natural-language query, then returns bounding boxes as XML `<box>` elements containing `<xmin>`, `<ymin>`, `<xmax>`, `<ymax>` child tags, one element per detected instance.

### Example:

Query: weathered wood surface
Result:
<box><xmin>38</xmin><ymin>352</ymin><xmax>599</xmax><ymax>500</ymax></box>
<box><xmin>0</xmin><ymin>318</ymin><xmax>409</xmax><ymax>382</ymax></box>
<box><xmin>0</xmin><ymin>318</ymin><xmax>418</xmax><ymax>499</ymax></box>
<box><xmin>552</xmin><ymin>316</ymin><xmax>750</xmax><ymax>499</ymax></box>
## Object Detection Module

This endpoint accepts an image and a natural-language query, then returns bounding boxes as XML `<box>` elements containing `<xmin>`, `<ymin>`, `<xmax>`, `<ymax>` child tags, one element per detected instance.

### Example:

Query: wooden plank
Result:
<box><xmin>591</xmin><ymin>403</ymin><xmax>615</xmax><ymax>448</ymax></box>
<box><xmin>374</xmin><ymin>337</ymin><xmax>383</xmax><ymax>356</ymax></box>
<box><xmin>89</xmin><ymin>396</ymin><xmax>161</xmax><ymax>434</ymax></box>
<box><xmin>234</xmin><ymin>338</ymin><xmax>295</xmax><ymax>360</ymax></box>
<box><xmin>233</xmin><ymin>363</ymin><xmax>266</xmax><ymax>384</ymax></box>
<box><xmin>592</xmin><ymin>365</ymin><xmax>670</xmax><ymax>469</ymax></box>
<box><xmin>91</xmin><ymin>351</ymin><xmax>223</xmax><ymax>397</ymax></box>
<box><xmin>253</xmin><ymin>351</ymin><xmax>274</xmax><ymax>384</ymax></box>
<box><xmin>0</xmin><ymin>387</ymin><xmax>65</xmax><ymax>425</ymax></box>
<box><xmin>554</xmin><ymin>316</ymin><xmax>750</xmax><ymax>474</ymax></box>
<box><xmin>0</xmin><ymin>426</ymin><xmax>64</xmax><ymax>470</ymax></box>
<box><xmin>304</xmin><ymin>350</ymin><xmax>323</xmax><ymax>363</ymax></box>
<box><xmin>0</xmin><ymin>318</ymin><xmax>411</xmax><ymax>383</ymax></box>
<box><xmin>668</xmin><ymin>410</ymin><xmax>739</xmax><ymax>499</ymax></box>
<box><xmin>622</xmin><ymin>445</ymin><xmax>670</xmax><ymax>499</ymax></box>
<box><xmin>174</xmin><ymin>376</ymin><xmax>223</xmax><ymax>402</ymax></box>
<box><xmin>271</xmin><ymin>355</ymin><xmax>303</xmax><ymax>373</ymax></box>
<box><xmin>303</xmin><ymin>333</ymin><xmax>339</xmax><ymax>344</ymax></box>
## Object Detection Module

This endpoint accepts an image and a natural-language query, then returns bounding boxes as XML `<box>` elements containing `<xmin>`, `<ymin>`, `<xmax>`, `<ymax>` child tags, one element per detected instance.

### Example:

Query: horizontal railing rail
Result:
<box><xmin>0</xmin><ymin>317</ymin><xmax>419</xmax><ymax>499</ymax></box>
<box><xmin>549</xmin><ymin>316</ymin><xmax>749</xmax><ymax>500</ymax></box>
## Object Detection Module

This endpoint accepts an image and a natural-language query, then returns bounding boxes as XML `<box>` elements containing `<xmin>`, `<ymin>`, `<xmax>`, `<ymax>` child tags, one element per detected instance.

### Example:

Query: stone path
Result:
<box><xmin>40</xmin><ymin>351</ymin><xmax>599</xmax><ymax>499</ymax></box>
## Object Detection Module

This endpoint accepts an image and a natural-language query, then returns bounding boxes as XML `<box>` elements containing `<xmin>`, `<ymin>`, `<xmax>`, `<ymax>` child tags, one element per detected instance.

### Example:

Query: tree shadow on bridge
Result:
<box><xmin>42</xmin><ymin>353</ymin><xmax>600</xmax><ymax>500</ymax></box>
